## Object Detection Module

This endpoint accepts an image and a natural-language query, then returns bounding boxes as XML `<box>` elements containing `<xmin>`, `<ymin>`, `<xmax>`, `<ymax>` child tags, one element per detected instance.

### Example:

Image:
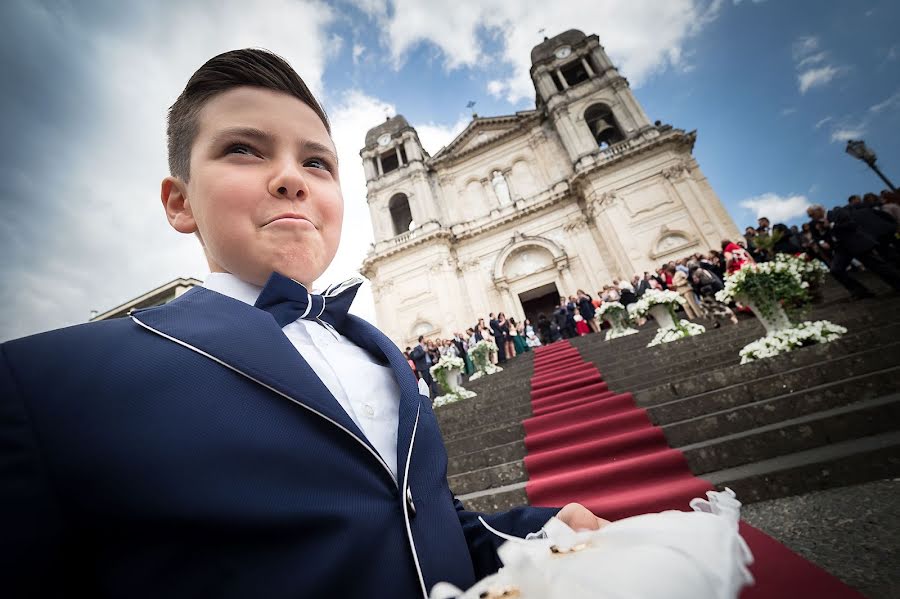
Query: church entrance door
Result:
<box><xmin>519</xmin><ymin>282</ymin><xmax>560</xmax><ymax>327</ymax></box>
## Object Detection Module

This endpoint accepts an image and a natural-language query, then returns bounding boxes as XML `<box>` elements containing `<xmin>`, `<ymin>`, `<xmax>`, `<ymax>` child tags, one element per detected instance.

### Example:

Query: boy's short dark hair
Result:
<box><xmin>167</xmin><ymin>48</ymin><xmax>330</xmax><ymax>181</ymax></box>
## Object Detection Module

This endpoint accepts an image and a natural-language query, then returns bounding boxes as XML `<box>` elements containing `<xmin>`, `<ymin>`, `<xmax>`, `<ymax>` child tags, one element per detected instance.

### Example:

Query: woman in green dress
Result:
<box><xmin>462</xmin><ymin>328</ymin><xmax>476</xmax><ymax>375</ymax></box>
<box><xmin>509</xmin><ymin>317</ymin><xmax>530</xmax><ymax>354</ymax></box>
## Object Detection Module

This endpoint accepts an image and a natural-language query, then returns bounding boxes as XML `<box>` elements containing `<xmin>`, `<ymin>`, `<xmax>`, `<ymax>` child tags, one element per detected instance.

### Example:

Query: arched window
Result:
<box><xmin>584</xmin><ymin>104</ymin><xmax>625</xmax><ymax>148</ymax></box>
<box><xmin>389</xmin><ymin>193</ymin><xmax>414</xmax><ymax>236</ymax></box>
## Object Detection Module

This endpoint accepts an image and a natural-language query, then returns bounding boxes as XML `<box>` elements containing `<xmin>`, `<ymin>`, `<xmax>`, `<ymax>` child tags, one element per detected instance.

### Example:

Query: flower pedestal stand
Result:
<box><xmin>598</xmin><ymin>302</ymin><xmax>640</xmax><ymax>341</ymax></box>
<box><xmin>648</xmin><ymin>304</ymin><xmax>676</xmax><ymax>330</ymax></box>
<box><xmin>637</xmin><ymin>296</ymin><xmax>705</xmax><ymax>348</ymax></box>
<box><xmin>715</xmin><ymin>255</ymin><xmax>847</xmax><ymax>364</ymax></box>
<box><xmin>735</xmin><ymin>293</ymin><xmax>847</xmax><ymax>364</ymax></box>
<box><xmin>431</xmin><ymin>358</ymin><xmax>477</xmax><ymax>408</ymax></box>
<box><xmin>467</xmin><ymin>339</ymin><xmax>504</xmax><ymax>382</ymax></box>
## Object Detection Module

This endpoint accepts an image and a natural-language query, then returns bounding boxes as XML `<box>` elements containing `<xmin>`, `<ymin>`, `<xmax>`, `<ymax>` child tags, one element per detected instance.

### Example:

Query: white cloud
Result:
<box><xmin>791</xmin><ymin>35</ymin><xmax>845</xmax><ymax>94</ymax></box>
<box><xmin>364</xmin><ymin>0</ymin><xmax>725</xmax><ymax>103</ymax></box>
<box><xmin>352</xmin><ymin>43</ymin><xmax>366</xmax><ymax>64</ymax></box>
<box><xmin>1</xmin><ymin>0</ymin><xmax>340</xmax><ymax>340</ymax></box>
<box><xmin>830</xmin><ymin>126</ymin><xmax>865</xmax><ymax>143</ymax></box>
<box><xmin>869</xmin><ymin>90</ymin><xmax>900</xmax><ymax>114</ymax></box>
<box><xmin>814</xmin><ymin>115</ymin><xmax>833</xmax><ymax>129</ymax></box>
<box><xmin>792</xmin><ymin>36</ymin><xmax>819</xmax><ymax>61</ymax></box>
<box><xmin>740</xmin><ymin>193</ymin><xmax>811</xmax><ymax>222</ymax></box>
<box><xmin>798</xmin><ymin>65</ymin><xmax>840</xmax><ymax>93</ymax></box>
<box><xmin>487</xmin><ymin>79</ymin><xmax>506</xmax><ymax>98</ymax></box>
<box><xmin>796</xmin><ymin>51</ymin><xmax>826</xmax><ymax>69</ymax></box>
<box><xmin>780</xmin><ymin>107</ymin><xmax>797</xmax><ymax>116</ymax></box>
<box><xmin>415</xmin><ymin>116</ymin><xmax>470</xmax><ymax>155</ymax></box>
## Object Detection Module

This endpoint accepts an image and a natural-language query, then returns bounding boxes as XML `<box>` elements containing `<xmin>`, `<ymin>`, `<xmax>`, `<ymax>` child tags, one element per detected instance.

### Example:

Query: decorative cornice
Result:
<box><xmin>661</xmin><ymin>158</ymin><xmax>693</xmax><ymax>181</ymax></box>
<box><xmin>570</xmin><ymin>128</ymin><xmax>697</xmax><ymax>195</ymax></box>
<box><xmin>429</xmin><ymin>112</ymin><xmax>541</xmax><ymax>166</ymax></box>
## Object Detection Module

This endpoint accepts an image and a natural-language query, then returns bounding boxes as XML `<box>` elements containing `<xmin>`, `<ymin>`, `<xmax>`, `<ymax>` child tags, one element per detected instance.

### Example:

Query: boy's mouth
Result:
<box><xmin>265</xmin><ymin>213</ymin><xmax>316</xmax><ymax>228</ymax></box>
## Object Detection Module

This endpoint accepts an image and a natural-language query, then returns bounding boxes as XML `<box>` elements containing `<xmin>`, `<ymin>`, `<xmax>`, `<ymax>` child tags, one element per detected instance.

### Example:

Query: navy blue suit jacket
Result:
<box><xmin>0</xmin><ymin>287</ymin><xmax>557</xmax><ymax>598</ymax></box>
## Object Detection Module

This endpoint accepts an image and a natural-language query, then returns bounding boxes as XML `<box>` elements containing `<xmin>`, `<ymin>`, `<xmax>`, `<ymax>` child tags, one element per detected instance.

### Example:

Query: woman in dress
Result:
<box><xmin>477</xmin><ymin>318</ymin><xmax>498</xmax><ymax>365</ymax></box>
<box><xmin>524</xmin><ymin>318</ymin><xmax>542</xmax><ymax>348</ymax></box>
<box><xmin>498</xmin><ymin>312</ymin><xmax>516</xmax><ymax>359</ymax></box>
<box><xmin>509</xmin><ymin>317</ymin><xmax>530</xmax><ymax>354</ymax></box>
<box><xmin>671</xmin><ymin>265</ymin><xmax>702</xmax><ymax>320</ymax></box>
<box><xmin>722</xmin><ymin>239</ymin><xmax>755</xmax><ymax>274</ymax></box>
<box><xmin>462</xmin><ymin>328</ymin><xmax>477</xmax><ymax>375</ymax></box>
<box><xmin>576</xmin><ymin>290</ymin><xmax>599</xmax><ymax>333</ymax></box>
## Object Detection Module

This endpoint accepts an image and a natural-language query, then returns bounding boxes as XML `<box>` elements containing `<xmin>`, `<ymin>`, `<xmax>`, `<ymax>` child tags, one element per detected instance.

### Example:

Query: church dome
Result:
<box><xmin>364</xmin><ymin>114</ymin><xmax>414</xmax><ymax>147</ymax></box>
<box><xmin>530</xmin><ymin>29</ymin><xmax>588</xmax><ymax>64</ymax></box>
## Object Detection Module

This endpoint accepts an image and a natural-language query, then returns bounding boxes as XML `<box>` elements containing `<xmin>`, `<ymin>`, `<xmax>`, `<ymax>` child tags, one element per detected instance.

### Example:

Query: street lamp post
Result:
<box><xmin>845</xmin><ymin>139</ymin><xmax>896</xmax><ymax>192</ymax></box>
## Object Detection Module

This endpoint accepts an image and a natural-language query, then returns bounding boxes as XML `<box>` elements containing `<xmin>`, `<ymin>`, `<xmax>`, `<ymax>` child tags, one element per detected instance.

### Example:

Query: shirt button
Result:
<box><xmin>364</xmin><ymin>404</ymin><xmax>375</xmax><ymax>417</ymax></box>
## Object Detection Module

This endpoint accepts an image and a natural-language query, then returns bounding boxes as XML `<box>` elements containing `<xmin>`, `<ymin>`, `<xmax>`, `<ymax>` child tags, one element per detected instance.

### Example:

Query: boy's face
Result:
<box><xmin>162</xmin><ymin>86</ymin><xmax>342</xmax><ymax>288</ymax></box>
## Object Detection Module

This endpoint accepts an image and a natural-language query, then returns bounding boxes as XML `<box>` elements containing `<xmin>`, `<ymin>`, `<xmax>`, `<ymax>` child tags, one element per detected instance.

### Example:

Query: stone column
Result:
<box><xmin>584</xmin><ymin>190</ymin><xmax>633</xmax><ymax>279</ymax></box>
<box><xmin>555</xmin><ymin>69</ymin><xmax>569</xmax><ymax>90</ymax></box>
<box><xmin>580</xmin><ymin>56</ymin><xmax>594</xmax><ymax>77</ymax></box>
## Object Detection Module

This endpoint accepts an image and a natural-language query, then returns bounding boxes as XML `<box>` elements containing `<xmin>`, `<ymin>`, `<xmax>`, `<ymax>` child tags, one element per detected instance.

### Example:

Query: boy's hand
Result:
<box><xmin>556</xmin><ymin>503</ymin><xmax>610</xmax><ymax>531</ymax></box>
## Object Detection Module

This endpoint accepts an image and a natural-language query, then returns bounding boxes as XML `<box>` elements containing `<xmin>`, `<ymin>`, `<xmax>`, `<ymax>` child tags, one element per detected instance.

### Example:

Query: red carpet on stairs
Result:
<box><xmin>523</xmin><ymin>340</ymin><xmax>863</xmax><ymax>599</ymax></box>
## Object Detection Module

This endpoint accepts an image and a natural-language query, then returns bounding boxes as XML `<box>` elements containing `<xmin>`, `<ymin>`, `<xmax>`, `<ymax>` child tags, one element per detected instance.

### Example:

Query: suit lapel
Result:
<box><xmin>131</xmin><ymin>287</ymin><xmax>387</xmax><ymax>475</ymax></box>
<box><xmin>340</xmin><ymin>315</ymin><xmax>423</xmax><ymax>491</ymax></box>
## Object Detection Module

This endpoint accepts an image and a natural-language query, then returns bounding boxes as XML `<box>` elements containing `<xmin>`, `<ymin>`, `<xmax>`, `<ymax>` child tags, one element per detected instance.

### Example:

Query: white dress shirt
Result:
<box><xmin>203</xmin><ymin>272</ymin><xmax>401</xmax><ymax>477</ymax></box>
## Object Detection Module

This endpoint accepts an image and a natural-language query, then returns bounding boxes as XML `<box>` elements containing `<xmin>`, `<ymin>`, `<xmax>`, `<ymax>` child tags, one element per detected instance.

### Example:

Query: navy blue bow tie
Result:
<box><xmin>254</xmin><ymin>272</ymin><xmax>362</xmax><ymax>333</ymax></box>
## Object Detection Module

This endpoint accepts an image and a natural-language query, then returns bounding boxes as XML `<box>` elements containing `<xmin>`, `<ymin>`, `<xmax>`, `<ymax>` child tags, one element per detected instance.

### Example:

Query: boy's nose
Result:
<box><xmin>270</xmin><ymin>168</ymin><xmax>310</xmax><ymax>200</ymax></box>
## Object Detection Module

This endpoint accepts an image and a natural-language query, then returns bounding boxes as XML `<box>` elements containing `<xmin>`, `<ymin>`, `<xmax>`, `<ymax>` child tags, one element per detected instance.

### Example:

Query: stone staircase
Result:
<box><xmin>435</xmin><ymin>280</ymin><xmax>900</xmax><ymax>515</ymax></box>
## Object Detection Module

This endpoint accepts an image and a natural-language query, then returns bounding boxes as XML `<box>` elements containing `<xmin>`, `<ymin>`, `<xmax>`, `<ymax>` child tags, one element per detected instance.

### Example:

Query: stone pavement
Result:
<box><xmin>741</xmin><ymin>478</ymin><xmax>900</xmax><ymax>599</ymax></box>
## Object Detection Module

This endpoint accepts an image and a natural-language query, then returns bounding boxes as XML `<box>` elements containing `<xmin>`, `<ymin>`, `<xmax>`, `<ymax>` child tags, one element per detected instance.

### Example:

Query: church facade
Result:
<box><xmin>360</xmin><ymin>29</ymin><xmax>740</xmax><ymax>347</ymax></box>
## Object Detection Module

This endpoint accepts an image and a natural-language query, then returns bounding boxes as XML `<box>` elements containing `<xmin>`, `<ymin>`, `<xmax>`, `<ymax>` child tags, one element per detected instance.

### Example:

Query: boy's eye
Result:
<box><xmin>226</xmin><ymin>144</ymin><xmax>258</xmax><ymax>156</ymax></box>
<box><xmin>304</xmin><ymin>158</ymin><xmax>333</xmax><ymax>172</ymax></box>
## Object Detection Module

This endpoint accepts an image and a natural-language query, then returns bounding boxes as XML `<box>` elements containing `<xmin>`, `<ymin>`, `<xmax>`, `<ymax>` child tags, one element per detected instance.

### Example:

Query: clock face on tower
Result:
<box><xmin>554</xmin><ymin>46</ymin><xmax>572</xmax><ymax>59</ymax></box>
<box><xmin>377</xmin><ymin>133</ymin><xmax>391</xmax><ymax>147</ymax></box>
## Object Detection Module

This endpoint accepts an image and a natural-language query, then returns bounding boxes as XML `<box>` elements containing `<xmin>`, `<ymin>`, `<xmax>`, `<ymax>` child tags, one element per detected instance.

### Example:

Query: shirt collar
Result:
<box><xmin>202</xmin><ymin>272</ymin><xmax>264</xmax><ymax>307</ymax></box>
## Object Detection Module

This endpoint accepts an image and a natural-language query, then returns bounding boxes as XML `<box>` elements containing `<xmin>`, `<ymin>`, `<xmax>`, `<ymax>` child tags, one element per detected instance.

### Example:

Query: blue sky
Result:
<box><xmin>1</xmin><ymin>0</ymin><xmax>899</xmax><ymax>341</ymax></box>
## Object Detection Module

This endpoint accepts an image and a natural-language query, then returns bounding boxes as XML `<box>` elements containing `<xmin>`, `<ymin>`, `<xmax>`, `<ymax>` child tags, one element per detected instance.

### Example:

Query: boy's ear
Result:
<box><xmin>161</xmin><ymin>176</ymin><xmax>198</xmax><ymax>235</ymax></box>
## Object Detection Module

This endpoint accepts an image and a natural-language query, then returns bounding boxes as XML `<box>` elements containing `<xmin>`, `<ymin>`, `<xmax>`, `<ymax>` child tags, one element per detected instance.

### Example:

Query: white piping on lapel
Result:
<box><xmin>402</xmin><ymin>403</ymin><xmax>427</xmax><ymax>598</ymax></box>
<box><xmin>131</xmin><ymin>316</ymin><xmax>398</xmax><ymax>487</ymax></box>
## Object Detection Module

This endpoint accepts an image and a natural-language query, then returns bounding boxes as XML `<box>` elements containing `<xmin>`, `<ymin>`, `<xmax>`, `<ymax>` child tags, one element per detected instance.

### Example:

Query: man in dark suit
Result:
<box><xmin>822</xmin><ymin>203</ymin><xmax>900</xmax><ymax>298</ymax></box>
<box><xmin>488</xmin><ymin>312</ymin><xmax>507</xmax><ymax>363</ymax></box>
<box><xmin>1</xmin><ymin>49</ymin><xmax>607</xmax><ymax>599</ymax></box>
<box><xmin>451</xmin><ymin>332</ymin><xmax>468</xmax><ymax>369</ymax></box>
<box><xmin>409</xmin><ymin>335</ymin><xmax>437</xmax><ymax>397</ymax></box>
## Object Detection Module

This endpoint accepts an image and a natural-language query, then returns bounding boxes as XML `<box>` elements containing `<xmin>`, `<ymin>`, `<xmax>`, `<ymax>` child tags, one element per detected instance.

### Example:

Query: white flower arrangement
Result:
<box><xmin>715</xmin><ymin>254</ymin><xmax>825</xmax><ymax>308</ymax></box>
<box><xmin>598</xmin><ymin>301</ymin><xmax>627</xmax><ymax>317</ymax></box>
<box><xmin>774</xmin><ymin>252</ymin><xmax>828</xmax><ymax>283</ymax></box>
<box><xmin>738</xmin><ymin>320</ymin><xmax>847</xmax><ymax>364</ymax></box>
<box><xmin>432</xmin><ymin>388</ymin><xmax>476</xmax><ymax>408</ymax></box>
<box><xmin>429</xmin><ymin>355</ymin><xmax>465</xmax><ymax>376</ymax></box>
<box><xmin>647</xmin><ymin>320</ymin><xmax>706</xmax><ymax>347</ymax></box>
<box><xmin>468</xmin><ymin>338</ymin><xmax>503</xmax><ymax>381</ymax></box>
<box><xmin>599</xmin><ymin>301</ymin><xmax>640</xmax><ymax>340</ymax></box>
<box><xmin>631</xmin><ymin>289</ymin><xmax>685</xmax><ymax>318</ymax></box>
<box><xmin>606</xmin><ymin>326</ymin><xmax>640</xmax><ymax>341</ymax></box>
<box><xmin>430</xmin><ymin>355</ymin><xmax>476</xmax><ymax>408</ymax></box>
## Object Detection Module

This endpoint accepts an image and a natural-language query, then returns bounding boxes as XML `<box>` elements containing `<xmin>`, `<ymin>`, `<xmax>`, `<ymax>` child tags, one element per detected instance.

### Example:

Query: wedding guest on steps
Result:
<box><xmin>498</xmin><ymin>312</ymin><xmax>516</xmax><ymax>360</ymax></box>
<box><xmin>489</xmin><ymin>313</ymin><xmax>507</xmax><ymax>363</ymax></box>
<box><xmin>576</xmin><ymin>290</ymin><xmax>599</xmax><ymax>333</ymax></box>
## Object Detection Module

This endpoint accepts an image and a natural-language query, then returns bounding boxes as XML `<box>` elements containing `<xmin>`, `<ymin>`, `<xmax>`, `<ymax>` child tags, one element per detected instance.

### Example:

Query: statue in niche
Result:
<box><xmin>491</xmin><ymin>170</ymin><xmax>512</xmax><ymax>206</ymax></box>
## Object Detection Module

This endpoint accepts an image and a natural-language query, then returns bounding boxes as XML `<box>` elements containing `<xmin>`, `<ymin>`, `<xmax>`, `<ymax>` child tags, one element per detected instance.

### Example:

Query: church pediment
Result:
<box><xmin>432</xmin><ymin>112</ymin><xmax>538</xmax><ymax>162</ymax></box>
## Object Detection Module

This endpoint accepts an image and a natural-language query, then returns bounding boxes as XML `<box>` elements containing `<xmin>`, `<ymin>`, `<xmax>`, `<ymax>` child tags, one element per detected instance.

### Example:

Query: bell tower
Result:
<box><xmin>361</xmin><ymin>115</ymin><xmax>442</xmax><ymax>244</ymax></box>
<box><xmin>530</xmin><ymin>30</ymin><xmax>654</xmax><ymax>169</ymax></box>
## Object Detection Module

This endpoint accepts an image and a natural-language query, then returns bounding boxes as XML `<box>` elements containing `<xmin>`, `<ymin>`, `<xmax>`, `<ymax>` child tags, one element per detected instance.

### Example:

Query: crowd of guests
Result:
<box><xmin>405</xmin><ymin>187</ymin><xmax>900</xmax><ymax>398</ymax></box>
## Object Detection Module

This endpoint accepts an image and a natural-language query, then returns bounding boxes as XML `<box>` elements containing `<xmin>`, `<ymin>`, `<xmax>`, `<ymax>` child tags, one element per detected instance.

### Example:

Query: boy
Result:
<box><xmin>1</xmin><ymin>49</ymin><xmax>604</xmax><ymax>598</ymax></box>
